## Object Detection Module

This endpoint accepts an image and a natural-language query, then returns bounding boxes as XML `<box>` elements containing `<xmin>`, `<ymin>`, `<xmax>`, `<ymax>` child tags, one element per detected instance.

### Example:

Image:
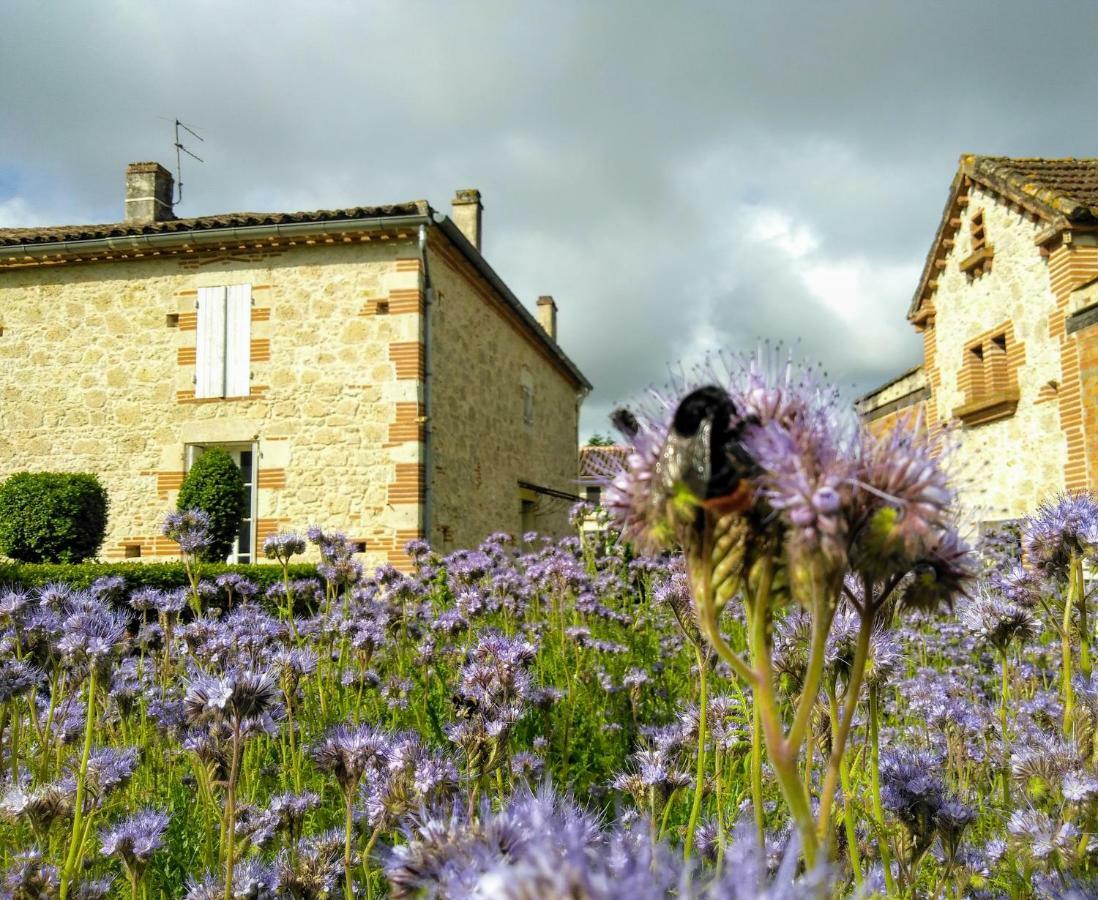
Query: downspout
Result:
<box><xmin>418</xmin><ymin>224</ymin><xmax>434</xmax><ymax>545</ymax></box>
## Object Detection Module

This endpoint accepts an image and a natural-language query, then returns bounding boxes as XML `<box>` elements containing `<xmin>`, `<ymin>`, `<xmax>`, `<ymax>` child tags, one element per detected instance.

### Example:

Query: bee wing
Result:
<box><xmin>655</xmin><ymin>418</ymin><xmax>713</xmax><ymax>502</ymax></box>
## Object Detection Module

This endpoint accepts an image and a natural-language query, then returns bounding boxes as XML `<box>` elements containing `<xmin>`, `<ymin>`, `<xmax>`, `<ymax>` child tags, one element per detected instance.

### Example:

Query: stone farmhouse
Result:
<box><xmin>858</xmin><ymin>156</ymin><xmax>1098</xmax><ymax>533</ymax></box>
<box><xmin>0</xmin><ymin>162</ymin><xmax>591</xmax><ymax>570</ymax></box>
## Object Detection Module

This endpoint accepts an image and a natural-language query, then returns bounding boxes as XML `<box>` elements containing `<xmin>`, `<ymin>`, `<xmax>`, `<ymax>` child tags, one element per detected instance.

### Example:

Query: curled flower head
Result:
<box><xmin>896</xmin><ymin>527</ymin><xmax>975</xmax><ymax>615</ymax></box>
<box><xmin>263</xmin><ymin>532</ymin><xmax>307</xmax><ymax>564</ymax></box>
<box><xmin>276</xmin><ymin>833</ymin><xmax>342</xmax><ymax>898</ymax></box>
<box><xmin>184</xmin><ymin>668</ymin><xmax>282</xmax><ymax>727</ymax></box>
<box><xmin>3</xmin><ymin>849</ymin><xmax>60</xmax><ymax>898</ymax></box>
<box><xmin>56</xmin><ymin>598</ymin><xmax>130</xmax><ymax>675</ymax></box>
<box><xmin>99</xmin><ymin>808</ymin><xmax>169</xmax><ymax>873</ymax></box>
<box><xmin>853</xmin><ymin>413</ymin><xmax>957</xmax><ymax>573</ymax></box>
<box><xmin>312</xmin><ymin>723</ymin><xmax>391</xmax><ymax>795</ymax></box>
<box><xmin>961</xmin><ymin>587</ymin><xmax>1036</xmax><ymax>653</ymax></box>
<box><xmin>1</xmin><ymin>781</ymin><xmax>74</xmax><ymax>836</ymax></box>
<box><xmin>162</xmin><ymin>508</ymin><xmax>212</xmax><ymax>555</ymax></box>
<box><xmin>1023</xmin><ymin>492</ymin><xmax>1098</xmax><ymax>577</ymax></box>
<box><xmin>1008</xmin><ymin>808</ymin><xmax>1080</xmax><ymax>866</ymax></box>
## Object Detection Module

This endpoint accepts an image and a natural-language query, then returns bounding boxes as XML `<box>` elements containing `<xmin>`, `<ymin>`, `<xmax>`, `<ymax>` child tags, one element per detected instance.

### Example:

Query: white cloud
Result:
<box><xmin>0</xmin><ymin>197</ymin><xmax>38</xmax><ymax>228</ymax></box>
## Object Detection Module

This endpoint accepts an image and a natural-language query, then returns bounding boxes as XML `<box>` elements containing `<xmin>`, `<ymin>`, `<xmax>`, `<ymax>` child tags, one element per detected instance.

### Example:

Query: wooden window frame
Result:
<box><xmin>959</xmin><ymin>209</ymin><xmax>994</xmax><ymax>276</ymax></box>
<box><xmin>953</xmin><ymin>328</ymin><xmax>1019</xmax><ymax>425</ymax></box>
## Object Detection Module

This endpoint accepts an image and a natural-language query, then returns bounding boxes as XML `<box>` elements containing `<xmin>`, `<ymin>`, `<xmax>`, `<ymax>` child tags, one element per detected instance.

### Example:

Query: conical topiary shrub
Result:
<box><xmin>176</xmin><ymin>448</ymin><xmax>246</xmax><ymax>563</ymax></box>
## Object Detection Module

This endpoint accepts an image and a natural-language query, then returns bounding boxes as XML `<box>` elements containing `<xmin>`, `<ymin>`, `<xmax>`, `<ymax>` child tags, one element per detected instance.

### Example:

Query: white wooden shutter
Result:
<box><xmin>224</xmin><ymin>284</ymin><xmax>252</xmax><ymax>397</ymax></box>
<box><xmin>195</xmin><ymin>286</ymin><xmax>227</xmax><ymax>398</ymax></box>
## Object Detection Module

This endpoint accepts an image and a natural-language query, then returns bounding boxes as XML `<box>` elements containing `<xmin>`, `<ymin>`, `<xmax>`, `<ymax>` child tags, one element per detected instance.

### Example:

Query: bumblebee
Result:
<box><xmin>614</xmin><ymin>385</ymin><xmax>759</xmax><ymax>521</ymax></box>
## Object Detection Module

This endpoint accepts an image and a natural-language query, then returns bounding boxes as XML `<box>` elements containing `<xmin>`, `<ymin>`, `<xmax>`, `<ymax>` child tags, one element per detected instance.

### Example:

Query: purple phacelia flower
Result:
<box><xmin>263</xmin><ymin>531</ymin><xmax>307</xmax><ymax>563</ymax></box>
<box><xmin>1023</xmin><ymin>491</ymin><xmax>1098</xmax><ymax>577</ymax></box>
<box><xmin>184</xmin><ymin>668</ymin><xmax>282</xmax><ymax>727</ymax></box>
<box><xmin>312</xmin><ymin>723</ymin><xmax>390</xmax><ymax>795</ymax></box>
<box><xmin>162</xmin><ymin>508</ymin><xmax>212</xmax><ymax>555</ymax></box>
<box><xmin>99</xmin><ymin>808</ymin><xmax>169</xmax><ymax>874</ymax></box>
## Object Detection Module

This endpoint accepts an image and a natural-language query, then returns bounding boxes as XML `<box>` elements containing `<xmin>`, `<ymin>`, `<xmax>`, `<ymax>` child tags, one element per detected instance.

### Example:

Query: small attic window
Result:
<box><xmin>960</xmin><ymin>209</ymin><xmax>994</xmax><ymax>277</ymax></box>
<box><xmin>971</xmin><ymin>211</ymin><xmax>986</xmax><ymax>252</ymax></box>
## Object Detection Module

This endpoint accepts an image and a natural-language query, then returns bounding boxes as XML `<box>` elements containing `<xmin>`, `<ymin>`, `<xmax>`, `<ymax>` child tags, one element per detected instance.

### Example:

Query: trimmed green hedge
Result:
<box><xmin>0</xmin><ymin>561</ymin><xmax>321</xmax><ymax>592</ymax></box>
<box><xmin>0</xmin><ymin>472</ymin><xmax>109</xmax><ymax>563</ymax></box>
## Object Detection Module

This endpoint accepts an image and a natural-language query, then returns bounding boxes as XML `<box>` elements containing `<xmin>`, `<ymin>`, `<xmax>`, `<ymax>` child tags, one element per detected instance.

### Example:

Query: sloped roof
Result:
<box><xmin>0</xmin><ymin>202</ymin><xmax>425</xmax><ymax>247</ymax></box>
<box><xmin>970</xmin><ymin>157</ymin><xmax>1098</xmax><ymax>223</ymax></box>
<box><xmin>909</xmin><ymin>155</ymin><xmax>1098</xmax><ymax>320</ymax></box>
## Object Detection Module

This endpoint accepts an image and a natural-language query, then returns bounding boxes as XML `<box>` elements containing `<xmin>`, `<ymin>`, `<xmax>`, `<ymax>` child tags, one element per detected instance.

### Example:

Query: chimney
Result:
<box><xmin>537</xmin><ymin>295</ymin><xmax>558</xmax><ymax>341</ymax></box>
<box><xmin>451</xmin><ymin>188</ymin><xmax>483</xmax><ymax>251</ymax></box>
<box><xmin>125</xmin><ymin>162</ymin><xmax>176</xmax><ymax>224</ymax></box>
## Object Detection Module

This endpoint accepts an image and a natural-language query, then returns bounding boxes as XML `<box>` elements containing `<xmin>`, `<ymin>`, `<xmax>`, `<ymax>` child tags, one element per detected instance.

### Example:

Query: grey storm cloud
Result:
<box><xmin>4</xmin><ymin>1</ymin><xmax>1098</xmax><ymax>437</ymax></box>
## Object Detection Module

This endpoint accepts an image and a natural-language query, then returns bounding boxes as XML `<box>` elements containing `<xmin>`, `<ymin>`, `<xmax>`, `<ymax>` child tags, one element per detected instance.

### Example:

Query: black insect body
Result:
<box><xmin>610</xmin><ymin>407</ymin><xmax>640</xmax><ymax>441</ymax></box>
<box><xmin>659</xmin><ymin>385</ymin><xmax>759</xmax><ymax>516</ymax></box>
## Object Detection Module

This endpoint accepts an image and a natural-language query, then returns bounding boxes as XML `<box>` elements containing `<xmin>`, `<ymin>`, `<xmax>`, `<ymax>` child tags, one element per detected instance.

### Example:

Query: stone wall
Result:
<box><xmin>922</xmin><ymin>184</ymin><xmax>1067</xmax><ymax>524</ymax></box>
<box><xmin>859</xmin><ymin>367</ymin><xmax>928</xmax><ymax>438</ymax></box>
<box><xmin>0</xmin><ymin>240</ymin><xmax>426</xmax><ymax>569</ymax></box>
<box><xmin>426</xmin><ymin>237</ymin><xmax>581</xmax><ymax>551</ymax></box>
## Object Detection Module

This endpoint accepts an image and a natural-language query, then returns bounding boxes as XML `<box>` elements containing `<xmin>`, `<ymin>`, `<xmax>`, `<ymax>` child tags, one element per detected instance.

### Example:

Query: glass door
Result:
<box><xmin>231</xmin><ymin>447</ymin><xmax>256</xmax><ymax>564</ymax></box>
<box><xmin>183</xmin><ymin>443</ymin><xmax>257</xmax><ymax>564</ymax></box>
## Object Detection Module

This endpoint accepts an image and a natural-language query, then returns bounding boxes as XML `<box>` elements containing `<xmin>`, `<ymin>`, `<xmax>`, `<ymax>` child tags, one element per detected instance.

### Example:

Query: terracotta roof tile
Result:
<box><xmin>0</xmin><ymin>202</ymin><xmax>426</xmax><ymax>247</ymax></box>
<box><xmin>970</xmin><ymin>156</ymin><xmax>1098</xmax><ymax>223</ymax></box>
<box><xmin>579</xmin><ymin>445</ymin><xmax>630</xmax><ymax>479</ymax></box>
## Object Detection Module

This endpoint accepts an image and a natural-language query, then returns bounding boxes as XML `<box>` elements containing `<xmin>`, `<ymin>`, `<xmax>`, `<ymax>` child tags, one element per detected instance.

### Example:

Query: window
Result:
<box><xmin>185</xmin><ymin>443</ymin><xmax>257</xmax><ymax>563</ymax></box>
<box><xmin>960</xmin><ymin>210</ymin><xmax>993</xmax><ymax>277</ymax></box>
<box><xmin>520</xmin><ymin>367</ymin><xmax>534</xmax><ymax>427</ymax></box>
<box><xmin>586</xmin><ymin>485</ymin><xmax>602</xmax><ymax>505</ymax></box>
<box><xmin>954</xmin><ymin>326</ymin><xmax>1019</xmax><ymax>425</ymax></box>
<box><xmin>970</xmin><ymin>211</ymin><xmax>986</xmax><ymax>253</ymax></box>
<box><xmin>195</xmin><ymin>285</ymin><xmax>252</xmax><ymax>398</ymax></box>
<box><xmin>963</xmin><ymin>332</ymin><xmax>1011</xmax><ymax>404</ymax></box>
<box><xmin>520</xmin><ymin>499</ymin><xmax>538</xmax><ymax>536</ymax></box>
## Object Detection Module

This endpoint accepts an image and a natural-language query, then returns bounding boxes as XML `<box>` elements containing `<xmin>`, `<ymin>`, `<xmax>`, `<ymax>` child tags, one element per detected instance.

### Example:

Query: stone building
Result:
<box><xmin>858</xmin><ymin>156</ymin><xmax>1098</xmax><ymax>531</ymax></box>
<box><xmin>0</xmin><ymin>162</ymin><xmax>591</xmax><ymax>569</ymax></box>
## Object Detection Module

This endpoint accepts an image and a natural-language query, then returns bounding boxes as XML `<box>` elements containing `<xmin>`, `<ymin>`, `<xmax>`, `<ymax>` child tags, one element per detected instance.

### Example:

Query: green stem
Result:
<box><xmin>1074</xmin><ymin>554</ymin><xmax>1091</xmax><ymax>680</ymax></box>
<box><xmin>868</xmin><ymin>684</ymin><xmax>897</xmax><ymax>896</ymax></box>
<box><xmin>223</xmin><ymin>727</ymin><xmax>242</xmax><ymax>900</ymax></box>
<box><xmin>59</xmin><ymin>667</ymin><xmax>97</xmax><ymax>900</ymax></box>
<box><xmin>684</xmin><ymin>645</ymin><xmax>709</xmax><ymax>859</ymax></box>
<box><xmin>816</xmin><ymin>612</ymin><xmax>871</xmax><ymax>849</ymax></box>
<box><xmin>343</xmin><ymin>794</ymin><xmax>355</xmax><ymax>900</ymax></box>
<box><xmin>1063</xmin><ymin>584</ymin><xmax>1076</xmax><ymax>738</ymax></box>
<box><xmin>714</xmin><ymin>747</ymin><xmax>726</xmax><ymax>872</ymax></box>
<box><xmin>829</xmin><ymin>683</ymin><xmax>862</xmax><ymax>886</ymax></box>
<box><xmin>750</xmin><ymin>699</ymin><xmax>765</xmax><ymax>847</ymax></box>
<box><xmin>38</xmin><ymin>670</ymin><xmax>61</xmax><ymax>782</ymax></box>
<box><xmin>748</xmin><ymin>562</ymin><xmax>818</xmax><ymax>867</ymax></box>
<box><xmin>787</xmin><ymin>591</ymin><xmax>833</xmax><ymax>754</ymax></box>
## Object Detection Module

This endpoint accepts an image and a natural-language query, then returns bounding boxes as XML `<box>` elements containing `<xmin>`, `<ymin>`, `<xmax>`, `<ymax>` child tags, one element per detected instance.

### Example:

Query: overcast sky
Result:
<box><xmin>4</xmin><ymin>1</ymin><xmax>1098</xmax><ymax>439</ymax></box>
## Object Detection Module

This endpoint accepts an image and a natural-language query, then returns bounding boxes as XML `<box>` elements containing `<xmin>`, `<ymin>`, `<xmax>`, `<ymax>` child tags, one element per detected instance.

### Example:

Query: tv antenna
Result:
<box><xmin>172</xmin><ymin>119</ymin><xmax>204</xmax><ymax>208</ymax></box>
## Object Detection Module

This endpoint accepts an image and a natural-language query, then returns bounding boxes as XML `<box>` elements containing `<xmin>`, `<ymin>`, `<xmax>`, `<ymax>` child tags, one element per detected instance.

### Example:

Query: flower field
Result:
<box><xmin>2</xmin><ymin>354</ymin><xmax>1098</xmax><ymax>898</ymax></box>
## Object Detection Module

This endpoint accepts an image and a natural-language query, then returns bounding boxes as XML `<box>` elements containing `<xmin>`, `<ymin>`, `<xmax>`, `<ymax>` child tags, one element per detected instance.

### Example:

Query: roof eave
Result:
<box><xmin>0</xmin><ymin>212</ymin><xmax>433</xmax><ymax>263</ymax></box>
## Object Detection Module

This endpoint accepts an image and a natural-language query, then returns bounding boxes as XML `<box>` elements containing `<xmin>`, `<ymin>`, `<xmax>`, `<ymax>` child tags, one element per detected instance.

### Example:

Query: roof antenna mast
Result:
<box><xmin>172</xmin><ymin>119</ymin><xmax>204</xmax><ymax>208</ymax></box>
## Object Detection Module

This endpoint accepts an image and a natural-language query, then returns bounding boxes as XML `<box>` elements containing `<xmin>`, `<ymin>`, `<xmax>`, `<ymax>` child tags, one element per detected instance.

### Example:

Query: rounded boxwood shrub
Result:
<box><xmin>0</xmin><ymin>472</ymin><xmax>109</xmax><ymax>563</ymax></box>
<box><xmin>177</xmin><ymin>448</ymin><xmax>247</xmax><ymax>562</ymax></box>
